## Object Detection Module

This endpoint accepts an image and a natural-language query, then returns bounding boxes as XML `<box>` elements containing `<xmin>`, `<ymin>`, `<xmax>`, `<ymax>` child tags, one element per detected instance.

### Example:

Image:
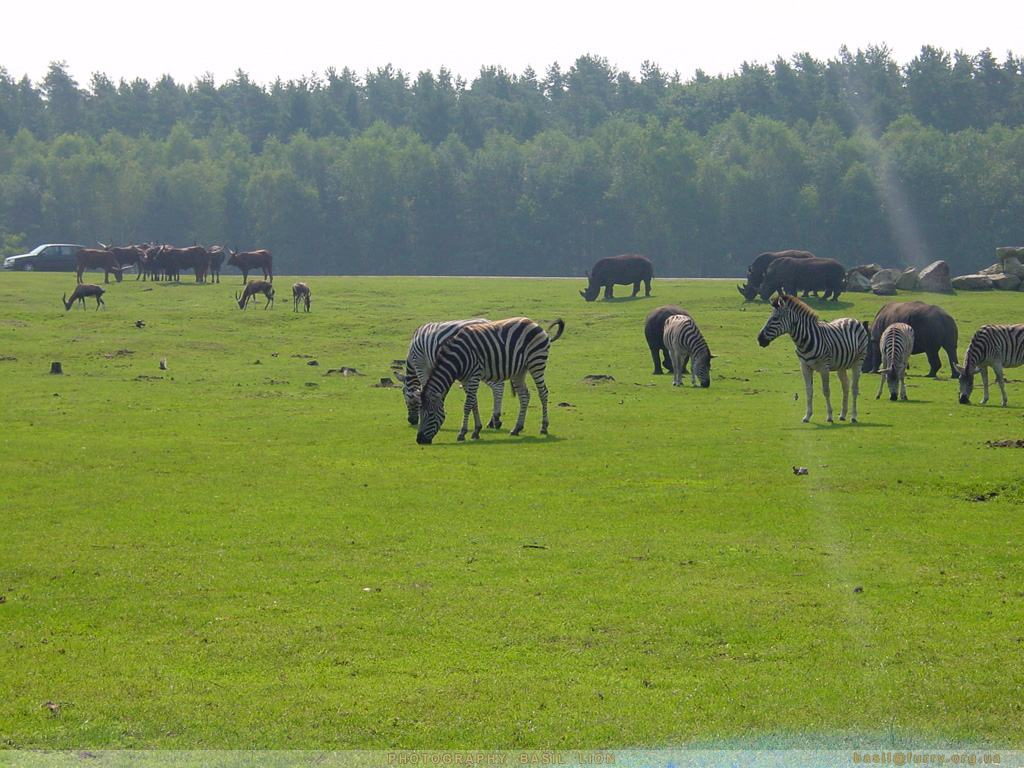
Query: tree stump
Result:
<box><xmin>49</xmin><ymin>362</ymin><xmax>63</xmax><ymax>375</ymax></box>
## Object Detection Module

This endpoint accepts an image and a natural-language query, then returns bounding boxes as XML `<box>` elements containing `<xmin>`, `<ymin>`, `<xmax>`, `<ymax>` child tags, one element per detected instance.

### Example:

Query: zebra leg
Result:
<box><xmin>670</xmin><ymin>347</ymin><xmax>684</xmax><ymax>387</ymax></box>
<box><xmin>993</xmin><ymin>363</ymin><xmax>1008</xmax><ymax>406</ymax></box>
<box><xmin>820</xmin><ymin>369</ymin><xmax>836</xmax><ymax>423</ymax></box>
<box><xmin>980</xmin><ymin>367</ymin><xmax>991</xmax><ymax>405</ymax></box>
<box><xmin>849</xmin><ymin>366</ymin><xmax>861</xmax><ymax>421</ymax></box>
<box><xmin>836</xmin><ymin>368</ymin><xmax>851</xmax><ymax>421</ymax></box>
<box><xmin>534</xmin><ymin>371</ymin><xmax>551</xmax><ymax>434</ymax></box>
<box><xmin>801</xmin><ymin>363</ymin><xmax>815</xmax><ymax>422</ymax></box>
<box><xmin>458</xmin><ymin>379</ymin><xmax>482</xmax><ymax>441</ymax></box>
<box><xmin>509</xmin><ymin>372</ymin><xmax>531</xmax><ymax>436</ymax></box>
<box><xmin>487</xmin><ymin>381</ymin><xmax>504</xmax><ymax>429</ymax></box>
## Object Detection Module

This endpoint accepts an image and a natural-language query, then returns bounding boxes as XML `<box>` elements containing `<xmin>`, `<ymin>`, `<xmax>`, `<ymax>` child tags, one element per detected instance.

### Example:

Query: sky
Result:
<box><xmin>4</xmin><ymin>0</ymin><xmax>1022</xmax><ymax>89</ymax></box>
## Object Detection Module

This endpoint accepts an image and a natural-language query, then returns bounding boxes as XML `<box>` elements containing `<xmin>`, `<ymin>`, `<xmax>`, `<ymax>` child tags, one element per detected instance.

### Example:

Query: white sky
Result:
<box><xmin>4</xmin><ymin>0</ymin><xmax>1022</xmax><ymax>88</ymax></box>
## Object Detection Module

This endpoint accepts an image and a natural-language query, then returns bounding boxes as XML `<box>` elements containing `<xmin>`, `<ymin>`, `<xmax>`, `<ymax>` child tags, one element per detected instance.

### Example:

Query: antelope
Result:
<box><xmin>63</xmin><ymin>284</ymin><xmax>106</xmax><ymax>311</ymax></box>
<box><xmin>292</xmin><ymin>282</ymin><xmax>311</xmax><ymax>312</ymax></box>
<box><xmin>236</xmin><ymin>280</ymin><xmax>275</xmax><ymax>309</ymax></box>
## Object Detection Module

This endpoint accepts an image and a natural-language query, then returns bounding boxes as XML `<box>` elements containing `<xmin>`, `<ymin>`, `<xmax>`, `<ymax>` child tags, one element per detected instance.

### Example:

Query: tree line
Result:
<box><xmin>1</xmin><ymin>45</ymin><xmax>1023</xmax><ymax>277</ymax></box>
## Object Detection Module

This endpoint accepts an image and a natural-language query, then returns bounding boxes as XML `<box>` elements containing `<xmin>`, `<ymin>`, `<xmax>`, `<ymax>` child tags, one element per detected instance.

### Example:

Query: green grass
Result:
<box><xmin>1</xmin><ymin>273</ymin><xmax>1023</xmax><ymax>750</ymax></box>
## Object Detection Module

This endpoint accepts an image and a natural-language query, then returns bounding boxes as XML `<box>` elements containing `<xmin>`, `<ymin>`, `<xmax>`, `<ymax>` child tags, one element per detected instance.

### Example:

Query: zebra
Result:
<box><xmin>416</xmin><ymin>317</ymin><xmax>565</xmax><ymax>444</ymax></box>
<box><xmin>756</xmin><ymin>294</ymin><xmax>868</xmax><ymax>423</ymax></box>
<box><xmin>662</xmin><ymin>314</ymin><xmax>714</xmax><ymax>388</ymax></box>
<box><xmin>396</xmin><ymin>319</ymin><xmax>505</xmax><ymax>428</ymax></box>
<box><xmin>957</xmin><ymin>324</ymin><xmax>1024</xmax><ymax>406</ymax></box>
<box><xmin>875</xmin><ymin>322</ymin><xmax>914</xmax><ymax>402</ymax></box>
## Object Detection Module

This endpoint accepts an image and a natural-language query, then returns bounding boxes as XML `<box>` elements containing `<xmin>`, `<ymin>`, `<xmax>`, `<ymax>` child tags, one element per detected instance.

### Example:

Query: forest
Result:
<box><xmin>1</xmin><ymin>44</ymin><xmax>1023</xmax><ymax>277</ymax></box>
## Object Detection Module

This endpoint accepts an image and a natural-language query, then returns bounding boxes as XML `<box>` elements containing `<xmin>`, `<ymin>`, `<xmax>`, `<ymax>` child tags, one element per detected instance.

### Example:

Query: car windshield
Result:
<box><xmin>28</xmin><ymin>244</ymin><xmax>48</xmax><ymax>255</ymax></box>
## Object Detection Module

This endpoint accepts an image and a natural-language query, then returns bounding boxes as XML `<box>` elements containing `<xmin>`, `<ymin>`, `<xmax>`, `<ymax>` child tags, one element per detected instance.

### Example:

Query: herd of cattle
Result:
<box><xmin>60</xmin><ymin>242</ymin><xmax>315</xmax><ymax>312</ymax></box>
<box><xmin>53</xmin><ymin>246</ymin><xmax>1024</xmax><ymax>441</ymax></box>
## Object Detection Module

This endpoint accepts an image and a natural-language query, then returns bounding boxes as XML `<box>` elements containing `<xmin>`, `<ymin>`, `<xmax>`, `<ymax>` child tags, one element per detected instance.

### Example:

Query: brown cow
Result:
<box><xmin>155</xmin><ymin>245</ymin><xmax>211</xmax><ymax>282</ymax></box>
<box><xmin>237</xmin><ymin>280</ymin><xmax>275</xmax><ymax>309</ymax></box>
<box><xmin>76</xmin><ymin>249</ymin><xmax>127</xmax><ymax>283</ymax></box>
<box><xmin>63</xmin><ymin>284</ymin><xmax>106</xmax><ymax>311</ymax></box>
<box><xmin>227</xmin><ymin>249</ymin><xmax>273</xmax><ymax>283</ymax></box>
<box><xmin>292</xmin><ymin>282</ymin><xmax>311</xmax><ymax>312</ymax></box>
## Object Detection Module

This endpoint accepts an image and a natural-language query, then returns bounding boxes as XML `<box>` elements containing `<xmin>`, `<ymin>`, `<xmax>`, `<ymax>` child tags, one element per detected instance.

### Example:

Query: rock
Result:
<box><xmin>871</xmin><ymin>269</ymin><xmax>899</xmax><ymax>295</ymax></box>
<box><xmin>895</xmin><ymin>267</ymin><xmax>919</xmax><ymax>291</ymax></box>
<box><xmin>1003</xmin><ymin>257</ymin><xmax>1024</xmax><ymax>279</ymax></box>
<box><xmin>846</xmin><ymin>270</ymin><xmax>872</xmax><ymax>292</ymax></box>
<box><xmin>992</xmin><ymin>273</ymin><xmax>1022</xmax><ymax>291</ymax></box>
<box><xmin>980</xmin><ymin>262</ymin><xmax>1004</xmax><ymax>276</ymax></box>
<box><xmin>996</xmin><ymin>246</ymin><xmax>1024</xmax><ymax>264</ymax></box>
<box><xmin>872</xmin><ymin>281</ymin><xmax>897</xmax><ymax>296</ymax></box>
<box><xmin>951</xmin><ymin>274</ymin><xmax>995</xmax><ymax>290</ymax></box>
<box><xmin>852</xmin><ymin>263</ymin><xmax>884</xmax><ymax>278</ymax></box>
<box><xmin>872</xmin><ymin>268</ymin><xmax>903</xmax><ymax>285</ymax></box>
<box><xmin>917</xmin><ymin>260</ymin><xmax>953</xmax><ymax>293</ymax></box>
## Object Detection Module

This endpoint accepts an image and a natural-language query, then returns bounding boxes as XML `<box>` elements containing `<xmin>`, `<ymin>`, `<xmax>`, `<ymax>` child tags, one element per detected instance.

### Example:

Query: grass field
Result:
<box><xmin>1</xmin><ymin>272</ymin><xmax>1022</xmax><ymax>750</ymax></box>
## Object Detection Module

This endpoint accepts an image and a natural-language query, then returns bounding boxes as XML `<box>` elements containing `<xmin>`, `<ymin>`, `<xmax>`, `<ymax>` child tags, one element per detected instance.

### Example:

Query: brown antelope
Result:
<box><xmin>236</xmin><ymin>280</ymin><xmax>275</xmax><ymax>309</ymax></box>
<box><xmin>292</xmin><ymin>282</ymin><xmax>311</xmax><ymax>312</ymax></box>
<box><xmin>63</xmin><ymin>284</ymin><xmax>106</xmax><ymax>311</ymax></box>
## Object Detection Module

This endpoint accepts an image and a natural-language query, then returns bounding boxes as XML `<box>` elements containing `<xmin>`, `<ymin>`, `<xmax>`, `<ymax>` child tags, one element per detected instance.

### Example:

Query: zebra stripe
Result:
<box><xmin>663</xmin><ymin>314</ymin><xmax>713</xmax><ymax>388</ymax></box>
<box><xmin>401</xmin><ymin>319</ymin><xmax>505</xmax><ymax>428</ymax></box>
<box><xmin>416</xmin><ymin>317</ymin><xmax>565</xmax><ymax>444</ymax></box>
<box><xmin>958</xmin><ymin>323</ymin><xmax>1024</xmax><ymax>406</ymax></box>
<box><xmin>876</xmin><ymin>322</ymin><xmax>914</xmax><ymax>402</ymax></box>
<box><xmin>757</xmin><ymin>294</ymin><xmax>868</xmax><ymax>423</ymax></box>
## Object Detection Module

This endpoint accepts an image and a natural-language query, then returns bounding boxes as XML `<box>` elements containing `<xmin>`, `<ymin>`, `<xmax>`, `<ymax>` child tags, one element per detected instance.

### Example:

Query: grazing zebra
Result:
<box><xmin>397</xmin><ymin>319</ymin><xmax>505</xmax><ymax>428</ymax></box>
<box><xmin>876</xmin><ymin>322</ymin><xmax>914</xmax><ymax>402</ymax></box>
<box><xmin>662</xmin><ymin>314</ymin><xmax>714</xmax><ymax>388</ymax></box>
<box><xmin>957</xmin><ymin>324</ymin><xmax>1024</xmax><ymax>406</ymax></box>
<box><xmin>416</xmin><ymin>317</ymin><xmax>565</xmax><ymax>444</ymax></box>
<box><xmin>757</xmin><ymin>294</ymin><xmax>868</xmax><ymax>423</ymax></box>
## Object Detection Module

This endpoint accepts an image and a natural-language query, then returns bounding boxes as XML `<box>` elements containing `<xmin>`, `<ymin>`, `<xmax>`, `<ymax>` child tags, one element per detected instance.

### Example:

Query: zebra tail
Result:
<box><xmin>547</xmin><ymin>318</ymin><xmax>566</xmax><ymax>343</ymax></box>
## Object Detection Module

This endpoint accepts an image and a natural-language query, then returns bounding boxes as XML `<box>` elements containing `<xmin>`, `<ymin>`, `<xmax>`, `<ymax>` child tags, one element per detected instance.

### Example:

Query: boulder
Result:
<box><xmin>852</xmin><ymin>263</ymin><xmax>884</xmax><ymax>278</ymax></box>
<box><xmin>871</xmin><ymin>270</ymin><xmax>899</xmax><ymax>295</ymax></box>
<box><xmin>871</xmin><ymin>281</ymin><xmax>898</xmax><ymax>296</ymax></box>
<box><xmin>1002</xmin><ymin>256</ymin><xmax>1024</xmax><ymax>279</ymax></box>
<box><xmin>992</xmin><ymin>273</ymin><xmax>1022</xmax><ymax>291</ymax></box>
<box><xmin>951</xmin><ymin>274</ymin><xmax>995</xmax><ymax>290</ymax></box>
<box><xmin>895</xmin><ymin>268</ymin><xmax>919</xmax><ymax>291</ymax></box>
<box><xmin>996</xmin><ymin>246</ymin><xmax>1024</xmax><ymax>264</ymax></box>
<box><xmin>846</xmin><ymin>270</ymin><xmax>872</xmax><ymax>292</ymax></box>
<box><xmin>980</xmin><ymin>262</ymin><xmax>1004</xmax><ymax>276</ymax></box>
<box><xmin>917</xmin><ymin>260</ymin><xmax>953</xmax><ymax>293</ymax></box>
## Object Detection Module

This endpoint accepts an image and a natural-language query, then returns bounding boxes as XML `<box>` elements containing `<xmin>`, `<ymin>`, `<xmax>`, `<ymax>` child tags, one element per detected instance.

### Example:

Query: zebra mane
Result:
<box><xmin>774</xmin><ymin>293</ymin><xmax>818</xmax><ymax>320</ymax></box>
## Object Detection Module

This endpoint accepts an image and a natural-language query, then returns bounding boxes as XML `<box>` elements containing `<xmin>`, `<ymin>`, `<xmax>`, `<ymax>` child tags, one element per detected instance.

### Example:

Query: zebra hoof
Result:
<box><xmin>457</xmin><ymin>434</ymin><xmax>466</xmax><ymax>442</ymax></box>
<box><xmin>510</xmin><ymin>428</ymin><xmax>522</xmax><ymax>436</ymax></box>
<box><xmin>471</xmin><ymin>432</ymin><xmax>481</xmax><ymax>440</ymax></box>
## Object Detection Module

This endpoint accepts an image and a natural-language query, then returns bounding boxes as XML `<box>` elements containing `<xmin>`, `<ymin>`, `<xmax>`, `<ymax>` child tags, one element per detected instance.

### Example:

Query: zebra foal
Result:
<box><xmin>416</xmin><ymin>317</ymin><xmax>565</xmax><ymax>444</ymax></box>
<box><xmin>757</xmin><ymin>294</ymin><xmax>868</xmax><ymax>423</ymax></box>
<box><xmin>662</xmin><ymin>314</ymin><xmax>713</xmax><ymax>388</ymax></box>
<box><xmin>397</xmin><ymin>319</ymin><xmax>505</xmax><ymax>428</ymax></box>
<box><xmin>957</xmin><ymin>324</ymin><xmax>1024</xmax><ymax>406</ymax></box>
<box><xmin>876</xmin><ymin>322</ymin><xmax>914</xmax><ymax>401</ymax></box>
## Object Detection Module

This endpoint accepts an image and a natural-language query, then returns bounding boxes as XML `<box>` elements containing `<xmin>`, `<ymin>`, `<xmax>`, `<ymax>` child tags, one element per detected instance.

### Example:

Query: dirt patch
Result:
<box><xmin>580</xmin><ymin>374</ymin><xmax>615</xmax><ymax>384</ymax></box>
<box><xmin>985</xmin><ymin>439</ymin><xmax>1024</xmax><ymax>448</ymax></box>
